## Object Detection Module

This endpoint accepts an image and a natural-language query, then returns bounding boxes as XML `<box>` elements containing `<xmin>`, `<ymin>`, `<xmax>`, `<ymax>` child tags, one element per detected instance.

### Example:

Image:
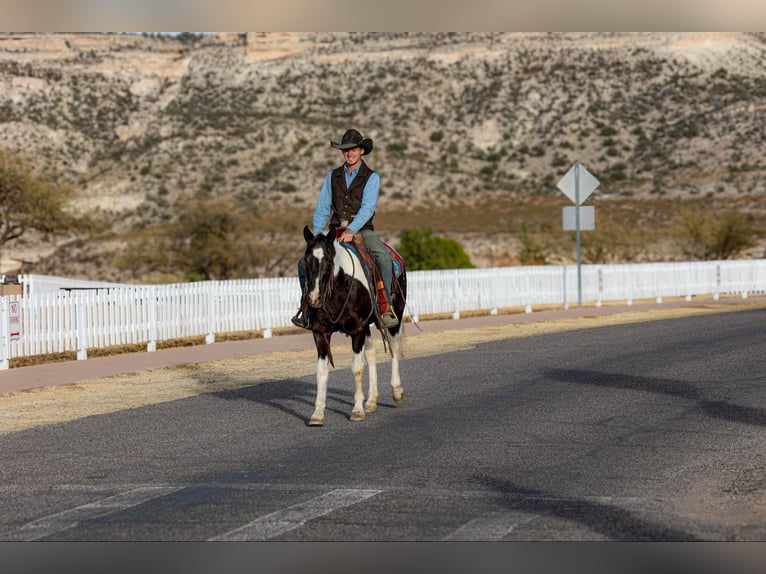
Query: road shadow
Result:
<box><xmin>547</xmin><ymin>368</ymin><xmax>766</xmax><ymax>428</ymax></box>
<box><xmin>207</xmin><ymin>376</ymin><xmax>397</xmax><ymax>426</ymax></box>
<box><xmin>209</xmin><ymin>378</ymin><xmax>346</xmax><ymax>425</ymax></box>
<box><xmin>474</xmin><ymin>474</ymin><xmax>698</xmax><ymax>541</ymax></box>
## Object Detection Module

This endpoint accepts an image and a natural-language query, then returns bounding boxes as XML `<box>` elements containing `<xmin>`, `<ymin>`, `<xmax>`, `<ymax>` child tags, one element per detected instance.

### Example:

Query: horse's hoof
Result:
<box><xmin>350</xmin><ymin>411</ymin><xmax>365</xmax><ymax>422</ymax></box>
<box><xmin>393</xmin><ymin>390</ymin><xmax>405</xmax><ymax>403</ymax></box>
<box><xmin>364</xmin><ymin>403</ymin><xmax>378</xmax><ymax>413</ymax></box>
<box><xmin>308</xmin><ymin>416</ymin><xmax>324</xmax><ymax>426</ymax></box>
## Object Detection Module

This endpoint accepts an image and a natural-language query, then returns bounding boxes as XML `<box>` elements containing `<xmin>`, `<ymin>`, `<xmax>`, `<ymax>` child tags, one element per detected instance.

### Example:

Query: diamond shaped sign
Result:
<box><xmin>556</xmin><ymin>162</ymin><xmax>599</xmax><ymax>204</ymax></box>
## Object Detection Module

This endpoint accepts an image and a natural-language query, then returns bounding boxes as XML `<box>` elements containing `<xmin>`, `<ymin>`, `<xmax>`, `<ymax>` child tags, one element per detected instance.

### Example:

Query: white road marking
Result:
<box><xmin>207</xmin><ymin>488</ymin><xmax>382</xmax><ymax>541</ymax></box>
<box><xmin>6</xmin><ymin>485</ymin><xmax>183</xmax><ymax>541</ymax></box>
<box><xmin>442</xmin><ymin>511</ymin><xmax>538</xmax><ymax>541</ymax></box>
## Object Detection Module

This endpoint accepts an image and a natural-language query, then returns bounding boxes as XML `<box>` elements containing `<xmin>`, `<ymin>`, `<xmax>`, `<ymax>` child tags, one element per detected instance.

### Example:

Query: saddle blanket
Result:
<box><xmin>340</xmin><ymin>241</ymin><xmax>405</xmax><ymax>278</ymax></box>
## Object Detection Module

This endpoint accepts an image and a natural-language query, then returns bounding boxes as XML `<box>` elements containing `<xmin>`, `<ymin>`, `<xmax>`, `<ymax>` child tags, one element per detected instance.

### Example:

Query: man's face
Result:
<box><xmin>342</xmin><ymin>146</ymin><xmax>363</xmax><ymax>168</ymax></box>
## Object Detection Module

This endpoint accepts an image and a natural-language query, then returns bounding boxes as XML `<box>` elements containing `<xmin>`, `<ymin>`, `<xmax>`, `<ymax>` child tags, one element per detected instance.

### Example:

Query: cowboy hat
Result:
<box><xmin>330</xmin><ymin>129</ymin><xmax>373</xmax><ymax>155</ymax></box>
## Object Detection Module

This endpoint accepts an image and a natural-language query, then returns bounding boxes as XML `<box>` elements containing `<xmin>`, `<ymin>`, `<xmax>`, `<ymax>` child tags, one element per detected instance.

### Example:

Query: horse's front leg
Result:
<box><xmin>364</xmin><ymin>332</ymin><xmax>378</xmax><ymax>413</ymax></box>
<box><xmin>310</xmin><ymin>331</ymin><xmax>332</xmax><ymax>426</ymax></box>
<box><xmin>350</xmin><ymin>331</ymin><xmax>367</xmax><ymax>421</ymax></box>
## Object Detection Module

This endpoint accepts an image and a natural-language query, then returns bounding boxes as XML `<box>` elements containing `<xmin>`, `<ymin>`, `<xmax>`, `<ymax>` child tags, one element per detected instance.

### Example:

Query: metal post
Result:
<box><xmin>575</xmin><ymin>163</ymin><xmax>582</xmax><ymax>308</ymax></box>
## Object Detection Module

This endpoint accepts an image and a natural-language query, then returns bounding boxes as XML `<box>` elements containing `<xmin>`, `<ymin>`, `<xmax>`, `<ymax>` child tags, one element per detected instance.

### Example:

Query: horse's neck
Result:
<box><xmin>334</xmin><ymin>241</ymin><xmax>369</xmax><ymax>290</ymax></box>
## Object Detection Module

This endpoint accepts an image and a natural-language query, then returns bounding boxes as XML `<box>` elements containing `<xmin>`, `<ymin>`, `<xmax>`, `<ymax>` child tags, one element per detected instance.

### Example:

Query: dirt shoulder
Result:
<box><xmin>1</xmin><ymin>299</ymin><xmax>765</xmax><ymax>435</ymax></box>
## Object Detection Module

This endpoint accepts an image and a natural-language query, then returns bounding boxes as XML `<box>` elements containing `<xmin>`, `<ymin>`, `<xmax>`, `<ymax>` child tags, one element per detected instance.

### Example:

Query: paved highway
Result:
<box><xmin>0</xmin><ymin>307</ymin><xmax>764</xmax><ymax>541</ymax></box>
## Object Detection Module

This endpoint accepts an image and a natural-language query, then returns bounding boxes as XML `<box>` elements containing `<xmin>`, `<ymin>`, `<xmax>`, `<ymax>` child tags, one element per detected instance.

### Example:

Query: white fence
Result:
<box><xmin>1</xmin><ymin>259</ymin><xmax>764</xmax><ymax>367</ymax></box>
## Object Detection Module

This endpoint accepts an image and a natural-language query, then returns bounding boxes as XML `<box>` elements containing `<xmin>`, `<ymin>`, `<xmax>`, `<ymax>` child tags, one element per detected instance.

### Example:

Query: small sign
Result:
<box><xmin>557</xmin><ymin>162</ymin><xmax>600</xmax><ymax>204</ymax></box>
<box><xmin>563</xmin><ymin>206</ymin><xmax>595</xmax><ymax>230</ymax></box>
<box><xmin>8</xmin><ymin>301</ymin><xmax>20</xmax><ymax>340</ymax></box>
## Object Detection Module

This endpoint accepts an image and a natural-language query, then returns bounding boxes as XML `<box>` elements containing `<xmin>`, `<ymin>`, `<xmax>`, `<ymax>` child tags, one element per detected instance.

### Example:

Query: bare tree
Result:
<box><xmin>0</xmin><ymin>148</ymin><xmax>81</xmax><ymax>266</ymax></box>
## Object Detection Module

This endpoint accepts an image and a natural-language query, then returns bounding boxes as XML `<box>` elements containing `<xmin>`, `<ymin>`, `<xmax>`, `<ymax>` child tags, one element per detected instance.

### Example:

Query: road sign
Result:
<box><xmin>557</xmin><ymin>162</ymin><xmax>599</xmax><ymax>204</ymax></box>
<box><xmin>556</xmin><ymin>162</ymin><xmax>600</xmax><ymax>309</ymax></box>
<box><xmin>8</xmin><ymin>301</ymin><xmax>20</xmax><ymax>340</ymax></box>
<box><xmin>563</xmin><ymin>205</ymin><xmax>595</xmax><ymax>230</ymax></box>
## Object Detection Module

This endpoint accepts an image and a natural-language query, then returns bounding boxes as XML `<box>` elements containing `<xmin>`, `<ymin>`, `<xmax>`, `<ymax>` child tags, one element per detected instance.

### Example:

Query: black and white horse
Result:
<box><xmin>301</xmin><ymin>225</ymin><xmax>406</xmax><ymax>426</ymax></box>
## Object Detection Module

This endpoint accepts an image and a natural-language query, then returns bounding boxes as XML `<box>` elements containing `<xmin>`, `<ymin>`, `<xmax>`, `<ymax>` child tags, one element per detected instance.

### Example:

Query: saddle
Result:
<box><xmin>334</xmin><ymin>227</ymin><xmax>405</xmax><ymax>316</ymax></box>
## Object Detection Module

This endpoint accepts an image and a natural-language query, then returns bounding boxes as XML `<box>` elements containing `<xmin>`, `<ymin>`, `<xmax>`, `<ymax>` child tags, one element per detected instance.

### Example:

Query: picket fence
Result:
<box><xmin>1</xmin><ymin>259</ymin><xmax>764</xmax><ymax>368</ymax></box>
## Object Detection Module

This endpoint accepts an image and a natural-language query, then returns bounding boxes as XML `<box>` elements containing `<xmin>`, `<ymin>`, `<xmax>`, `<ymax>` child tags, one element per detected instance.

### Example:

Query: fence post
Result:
<box><xmin>75</xmin><ymin>292</ymin><xmax>88</xmax><ymax>361</ymax></box>
<box><xmin>0</xmin><ymin>297</ymin><xmax>8</xmax><ymax>370</ymax></box>
<box><xmin>147</xmin><ymin>286</ymin><xmax>157</xmax><ymax>352</ymax></box>
<box><xmin>713</xmin><ymin>263</ymin><xmax>721</xmax><ymax>300</ymax></box>
<box><xmin>562</xmin><ymin>266</ymin><xmax>568</xmax><ymax>310</ymax></box>
<box><xmin>685</xmin><ymin>263</ymin><xmax>692</xmax><ymax>301</ymax></box>
<box><xmin>596</xmin><ymin>268</ymin><xmax>603</xmax><ymax>308</ymax></box>
<box><xmin>655</xmin><ymin>267</ymin><xmax>663</xmax><ymax>304</ymax></box>
<box><xmin>452</xmin><ymin>271</ymin><xmax>460</xmax><ymax>320</ymax></box>
<box><xmin>205</xmin><ymin>287</ymin><xmax>215</xmax><ymax>344</ymax></box>
<box><xmin>524</xmin><ymin>270</ymin><xmax>532</xmax><ymax>313</ymax></box>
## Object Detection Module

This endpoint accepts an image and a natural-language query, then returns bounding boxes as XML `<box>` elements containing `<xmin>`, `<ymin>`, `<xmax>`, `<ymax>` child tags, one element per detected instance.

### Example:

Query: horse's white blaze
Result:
<box><xmin>308</xmin><ymin>246</ymin><xmax>325</xmax><ymax>306</ymax></box>
<box><xmin>334</xmin><ymin>242</ymin><xmax>370</xmax><ymax>290</ymax></box>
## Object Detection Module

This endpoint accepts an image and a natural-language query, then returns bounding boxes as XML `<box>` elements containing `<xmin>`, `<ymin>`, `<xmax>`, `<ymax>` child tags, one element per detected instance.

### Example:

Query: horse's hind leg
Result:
<box><xmin>364</xmin><ymin>333</ymin><xmax>378</xmax><ymax>413</ymax></box>
<box><xmin>390</xmin><ymin>330</ymin><xmax>405</xmax><ymax>403</ymax></box>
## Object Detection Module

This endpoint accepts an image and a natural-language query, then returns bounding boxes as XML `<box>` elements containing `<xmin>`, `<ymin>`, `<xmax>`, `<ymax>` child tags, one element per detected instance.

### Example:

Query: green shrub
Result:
<box><xmin>396</xmin><ymin>227</ymin><xmax>474</xmax><ymax>270</ymax></box>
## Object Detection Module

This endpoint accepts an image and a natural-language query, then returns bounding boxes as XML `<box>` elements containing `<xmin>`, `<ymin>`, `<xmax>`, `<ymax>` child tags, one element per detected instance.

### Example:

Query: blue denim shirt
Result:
<box><xmin>312</xmin><ymin>163</ymin><xmax>381</xmax><ymax>234</ymax></box>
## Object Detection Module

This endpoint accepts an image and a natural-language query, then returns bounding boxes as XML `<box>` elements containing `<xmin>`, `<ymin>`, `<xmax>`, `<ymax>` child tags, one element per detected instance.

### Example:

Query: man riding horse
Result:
<box><xmin>292</xmin><ymin>128</ymin><xmax>399</xmax><ymax>330</ymax></box>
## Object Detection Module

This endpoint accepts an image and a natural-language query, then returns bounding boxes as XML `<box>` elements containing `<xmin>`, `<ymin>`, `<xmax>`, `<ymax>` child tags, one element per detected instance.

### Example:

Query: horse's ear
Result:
<box><xmin>303</xmin><ymin>225</ymin><xmax>313</xmax><ymax>242</ymax></box>
<box><xmin>328</xmin><ymin>224</ymin><xmax>337</xmax><ymax>239</ymax></box>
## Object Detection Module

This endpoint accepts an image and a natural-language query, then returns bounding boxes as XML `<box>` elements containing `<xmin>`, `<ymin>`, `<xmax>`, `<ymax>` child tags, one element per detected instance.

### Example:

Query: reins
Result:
<box><xmin>321</xmin><ymin>242</ymin><xmax>375</xmax><ymax>327</ymax></box>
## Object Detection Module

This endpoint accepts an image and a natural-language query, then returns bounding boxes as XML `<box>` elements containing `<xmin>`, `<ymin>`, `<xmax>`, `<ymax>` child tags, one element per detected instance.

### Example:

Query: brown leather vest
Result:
<box><xmin>329</xmin><ymin>161</ymin><xmax>375</xmax><ymax>231</ymax></box>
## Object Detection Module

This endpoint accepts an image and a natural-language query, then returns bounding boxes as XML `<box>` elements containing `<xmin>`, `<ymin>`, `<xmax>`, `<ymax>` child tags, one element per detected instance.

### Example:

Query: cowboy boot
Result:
<box><xmin>291</xmin><ymin>290</ymin><xmax>311</xmax><ymax>329</ymax></box>
<box><xmin>291</xmin><ymin>307</ymin><xmax>310</xmax><ymax>329</ymax></box>
<box><xmin>380</xmin><ymin>307</ymin><xmax>399</xmax><ymax>329</ymax></box>
<box><xmin>376</xmin><ymin>280</ymin><xmax>399</xmax><ymax>328</ymax></box>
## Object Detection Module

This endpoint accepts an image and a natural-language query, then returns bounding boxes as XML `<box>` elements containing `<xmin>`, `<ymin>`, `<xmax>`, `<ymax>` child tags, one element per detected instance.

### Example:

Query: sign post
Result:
<box><xmin>557</xmin><ymin>162</ymin><xmax>599</xmax><ymax>308</ymax></box>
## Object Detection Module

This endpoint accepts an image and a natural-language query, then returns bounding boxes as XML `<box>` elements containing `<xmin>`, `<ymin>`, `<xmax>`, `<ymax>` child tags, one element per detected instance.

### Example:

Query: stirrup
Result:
<box><xmin>379</xmin><ymin>309</ymin><xmax>398</xmax><ymax>328</ymax></box>
<box><xmin>291</xmin><ymin>310</ymin><xmax>310</xmax><ymax>329</ymax></box>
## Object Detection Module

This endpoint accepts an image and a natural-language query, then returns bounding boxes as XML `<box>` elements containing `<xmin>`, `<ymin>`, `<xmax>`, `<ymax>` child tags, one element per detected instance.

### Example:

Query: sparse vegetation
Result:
<box><xmin>118</xmin><ymin>193</ymin><xmax>274</xmax><ymax>282</ymax></box>
<box><xmin>0</xmin><ymin>32</ymin><xmax>764</xmax><ymax>280</ymax></box>
<box><xmin>679</xmin><ymin>210</ymin><xmax>757</xmax><ymax>261</ymax></box>
<box><xmin>0</xmin><ymin>148</ymin><xmax>93</xmax><ymax>265</ymax></box>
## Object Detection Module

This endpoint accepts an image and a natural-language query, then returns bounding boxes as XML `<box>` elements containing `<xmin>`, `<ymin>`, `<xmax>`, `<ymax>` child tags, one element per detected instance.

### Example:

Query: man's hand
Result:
<box><xmin>339</xmin><ymin>229</ymin><xmax>355</xmax><ymax>243</ymax></box>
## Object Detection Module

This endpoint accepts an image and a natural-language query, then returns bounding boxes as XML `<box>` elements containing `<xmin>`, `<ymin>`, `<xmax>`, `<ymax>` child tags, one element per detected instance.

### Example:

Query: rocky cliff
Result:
<box><xmin>1</xmin><ymin>32</ymin><xmax>764</xmax><ymax>279</ymax></box>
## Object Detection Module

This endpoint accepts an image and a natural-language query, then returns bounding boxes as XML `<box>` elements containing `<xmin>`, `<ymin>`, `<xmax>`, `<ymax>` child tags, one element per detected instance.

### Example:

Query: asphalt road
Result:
<box><xmin>0</xmin><ymin>307</ymin><xmax>764</xmax><ymax>541</ymax></box>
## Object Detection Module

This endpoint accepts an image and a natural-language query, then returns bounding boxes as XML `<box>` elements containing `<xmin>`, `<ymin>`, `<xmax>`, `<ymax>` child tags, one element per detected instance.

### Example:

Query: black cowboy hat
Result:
<box><xmin>330</xmin><ymin>129</ymin><xmax>373</xmax><ymax>155</ymax></box>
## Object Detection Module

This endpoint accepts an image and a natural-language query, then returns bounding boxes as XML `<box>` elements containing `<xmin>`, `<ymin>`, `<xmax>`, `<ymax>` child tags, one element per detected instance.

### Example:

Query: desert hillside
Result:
<box><xmin>0</xmin><ymin>32</ymin><xmax>764</xmax><ymax>281</ymax></box>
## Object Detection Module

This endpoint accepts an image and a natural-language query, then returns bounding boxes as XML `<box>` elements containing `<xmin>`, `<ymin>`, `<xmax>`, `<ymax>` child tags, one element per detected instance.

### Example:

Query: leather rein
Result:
<box><xmin>319</xmin><ymin>241</ymin><xmax>376</xmax><ymax>327</ymax></box>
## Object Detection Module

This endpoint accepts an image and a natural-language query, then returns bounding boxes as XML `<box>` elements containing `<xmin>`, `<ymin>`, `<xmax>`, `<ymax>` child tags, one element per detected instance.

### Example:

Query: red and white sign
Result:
<box><xmin>8</xmin><ymin>301</ymin><xmax>20</xmax><ymax>340</ymax></box>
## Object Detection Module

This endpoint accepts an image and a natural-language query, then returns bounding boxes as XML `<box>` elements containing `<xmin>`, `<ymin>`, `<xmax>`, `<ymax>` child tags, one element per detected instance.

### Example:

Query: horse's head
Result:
<box><xmin>303</xmin><ymin>225</ymin><xmax>337</xmax><ymax>308</ymax></box>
